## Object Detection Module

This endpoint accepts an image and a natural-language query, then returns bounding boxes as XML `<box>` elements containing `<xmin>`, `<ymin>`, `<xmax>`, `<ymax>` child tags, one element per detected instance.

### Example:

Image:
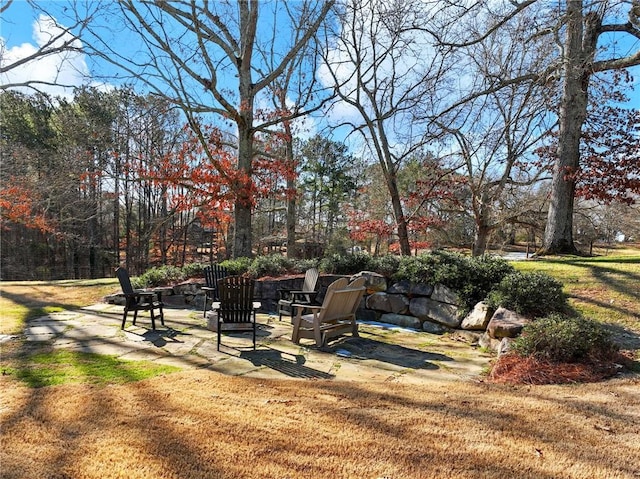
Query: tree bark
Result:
<box><xmin>282</xmin><ymin>118</ymin><xmax>298</xmax><ymax>258</ymax></box>
<box><xmin>473</xmin><ymin>226</ymin><xmax>491</xmax><ymax>257</ymax></box>
<box><xmin>234</xmin><ymin>123</ymin><xmax>254</xmax><ymax>258</ymax></box>
<box><xmin>387</xmin><ymin>176</ymin><xmax>412</xmax><ymax>256</ymax></box>
<box><xmin>541</xmin><ymin>4</ymin><xmax>600</xmax><ymax>255</ymax></box>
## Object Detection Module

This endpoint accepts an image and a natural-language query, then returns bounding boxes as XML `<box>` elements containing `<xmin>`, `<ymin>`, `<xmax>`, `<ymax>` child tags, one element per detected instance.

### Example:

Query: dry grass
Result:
<box><xmin>1</xmin><ymin>371</ymin><xmax>639</xmax><ymax>479</ymax></box>
<box><xmin>1</xmin><ymin>253</ymin><xmax>639</xmax><ymax>478</ymax></box>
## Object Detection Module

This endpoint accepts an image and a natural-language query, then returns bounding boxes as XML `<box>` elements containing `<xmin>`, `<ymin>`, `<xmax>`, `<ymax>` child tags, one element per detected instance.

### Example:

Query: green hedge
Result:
<box><xmin>487</xmin><ymin>271</ymin><xmax>567</xmax><ymax>318</ymax></box>
<box><xmin>131</xmin><ymin>251</ymin><xmax>567</xmax><ymax>321</ymax></box>
<box><xmin>511</xmin><ymin>314</ymin><xmax>617</xmax><ymax>363</ymax></box>
<box><xmin>394</xmin><ymin>251</ymin><xmax>515</xmax><ymax>311</ymax></box>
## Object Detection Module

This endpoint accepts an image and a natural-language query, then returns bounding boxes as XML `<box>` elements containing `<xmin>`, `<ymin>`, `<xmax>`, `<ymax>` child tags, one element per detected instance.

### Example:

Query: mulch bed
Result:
<box><xmin>489</xmin><ymin>351</ymin><xmax>636</xmax><ymax>385</ymax></box>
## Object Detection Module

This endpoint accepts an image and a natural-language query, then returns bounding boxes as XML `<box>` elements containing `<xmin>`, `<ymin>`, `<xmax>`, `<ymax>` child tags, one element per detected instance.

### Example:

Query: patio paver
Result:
<box><xmin>20</xmin><ymin>302</ymin><xmax>494</xmax><ymax>383</ymax></box>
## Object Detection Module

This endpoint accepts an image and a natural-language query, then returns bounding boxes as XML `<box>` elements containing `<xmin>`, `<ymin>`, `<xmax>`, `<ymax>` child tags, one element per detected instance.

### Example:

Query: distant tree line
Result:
<box><xmin>2</xmin><ymin>1</ymin><xmax>639</xmax><ymax>280</ymax></box>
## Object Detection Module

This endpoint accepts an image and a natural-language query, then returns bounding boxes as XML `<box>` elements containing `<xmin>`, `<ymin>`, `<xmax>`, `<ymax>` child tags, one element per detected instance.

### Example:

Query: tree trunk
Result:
<box><xmin>234</xmin><ymin>122</ymin><xmax>254</xmax><ymax>258</ymax></box>
<box><xmin>386</xmin><ymin>173</ymin><xmax>412</xmax><ymax>256</ymax></box>
<box><xmin>473</xmin><ymin>224</ymin><xmax>491</xmax><ymax>257</ymax></box>
<box><xmin>541</xmin><ymin>2</ymin><xmax>599</xmax><ymax>255</ymax></box>
<box><xmin>282</xmin><ymin>119</ymin><xmax>298</xmax><ymax>259</ymax></box>
<box><xmin>471</xmin><ymin>190</ymin><xmax>493</xmax><ymax>257</ymax></box>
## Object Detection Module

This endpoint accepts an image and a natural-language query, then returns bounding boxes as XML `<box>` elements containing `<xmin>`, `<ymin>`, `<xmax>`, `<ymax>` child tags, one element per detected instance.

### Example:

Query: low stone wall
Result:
<box><xmin>352</xmin><ymin>271</ymin><xmax>530</xmax><ymax>353</ymax></box>
<box><xmin>105</xmin><ymin>270</ymin><xmax>529</xmax><ymax>353</ymax></box>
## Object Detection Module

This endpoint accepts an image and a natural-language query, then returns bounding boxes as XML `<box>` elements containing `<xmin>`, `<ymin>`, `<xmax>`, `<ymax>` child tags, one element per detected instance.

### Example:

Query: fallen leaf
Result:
<box><xmin>594</xmin><ymin>424</ymin><xmax>614</xmax><ymax>433</ymax></box>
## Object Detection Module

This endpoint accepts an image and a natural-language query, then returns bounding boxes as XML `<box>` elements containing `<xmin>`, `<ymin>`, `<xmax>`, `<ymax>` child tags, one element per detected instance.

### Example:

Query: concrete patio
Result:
<box><xmin>20</xmin><ymin>302</ymin><xmax>494</xmax><ymax>384</ymax></box>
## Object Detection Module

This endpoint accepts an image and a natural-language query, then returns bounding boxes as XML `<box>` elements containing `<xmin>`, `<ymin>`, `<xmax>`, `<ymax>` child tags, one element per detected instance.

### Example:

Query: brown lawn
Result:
<box><xmin>1</xmin><ymin>371</ymin><xmax>639</xmax><ymax>479</ymax></box>
<box><xmin>1</xmin><ymin>253</ymin><xmax>639</xmax><ymax>479</ymax></box>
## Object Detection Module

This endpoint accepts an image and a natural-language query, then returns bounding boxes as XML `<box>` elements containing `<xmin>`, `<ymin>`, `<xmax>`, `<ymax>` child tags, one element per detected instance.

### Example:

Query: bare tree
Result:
<box><xmin>320</xmin><ymin>0</ymin><xmax>451</xmax><ymax>255</ymax></box>
<box><xmin>70</xmin><ymin>0</ymin><xmax>334</xmax><ymax>258</ymax></box>
<box><xmin>437</xmin><ymin>10</ymin><xmax>555</xmax><ymax>256</ymax></box>
<box><xmin>427</xmin><ymin>0</ymin><xmax>640</xmax><ymax>255</ymax></box>
<box><xmin>0</xmin><ymin>0</ymin><xmax>92</xmax><ymax>94</ymax></box>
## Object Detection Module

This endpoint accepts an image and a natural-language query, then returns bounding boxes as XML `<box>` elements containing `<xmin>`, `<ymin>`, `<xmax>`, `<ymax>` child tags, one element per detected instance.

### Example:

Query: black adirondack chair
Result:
<box><xmin>213</xmin><ymin>276</ymin><xmax>257</xmax><ymax>351</ymax></box>
<box><xmin>202</xmin><ymin>264</ymin><xmax>228</xmax><ymax>317</ymax></box>
<box><xmin>116</xmin><ymin>267</ymin><xmax>164</xmax><ymax>330</ymax></box>
<box><xmin>277</xmin><ymin>267</ymin><xmax>319</xmax><ymax>321</ymax></box>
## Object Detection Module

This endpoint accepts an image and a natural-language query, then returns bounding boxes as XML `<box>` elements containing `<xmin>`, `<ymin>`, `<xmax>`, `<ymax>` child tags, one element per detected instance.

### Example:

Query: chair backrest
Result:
<box><xmin>318</xmin><ymin>278</ymin><xmax>348</xmax><ymax>306</ymax></box>
<box><xmin>320</xmin><ymin>284</ymin><xmax>365</xmax><ymax>323</ymax></box>
<box><xmin>204</xmin><ymin>264</ymin><xmax>228</xmax><ymax>302</ymax></box>
<box><xmin>347</xmin><ymin>277</ymin><xmax>366</xmax><ymax>313</ymax></box>
<box><xmin>302</xmin><ymin>268</ymin><xmax>319</xmax><ymax>292</ymax></box>
<box><xmin>116</xmin><ymin>267</ymin><xmax>135</xmax><ymax>295</ymax></box>
<box><xmin>204</xmin><ymin>264</ymin><xmax>228</xmax><ymax>288</ymax></box>
<box><xmin>217</xmin><ymin>276</ymin><xmax>255</xmax><ymax>323</ymax></box>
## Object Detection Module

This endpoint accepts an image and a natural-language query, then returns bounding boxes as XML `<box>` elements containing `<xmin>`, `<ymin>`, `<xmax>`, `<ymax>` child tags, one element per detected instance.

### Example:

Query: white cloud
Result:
<box><xmin>316</xmin><ymin>1</ymin><xmax>441</xmax><ymax>133</ymax></box>
<box><xmin>0</xmin><ymin>14</ymin><xmax>90</xmax><ymax>98</ymax></box>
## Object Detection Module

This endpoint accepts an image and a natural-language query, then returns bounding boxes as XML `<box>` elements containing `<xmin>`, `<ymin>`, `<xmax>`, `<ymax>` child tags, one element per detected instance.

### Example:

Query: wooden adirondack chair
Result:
<box><xmin>277</xmin><ymin>267</ymin><xmax>319</xmax><ymax>321</ymax></box>
<box><xmin>116</xmin><ymin>267</ymin><xmax>164</xmax><ymax>330</ymax></box>
<box><xmin>291</xmin><ymin>277</ymin><xmax>365</xmax><ymax>347</ymax></box>
<box><xmin>202</xmin><ymin>264</ymin><xmax>228</xmax><ymax>317</ymax></box>
<box><xmin>212</xmin><ymin>276</ymin><xmax>258</xmax><ymax>351</ymax></box>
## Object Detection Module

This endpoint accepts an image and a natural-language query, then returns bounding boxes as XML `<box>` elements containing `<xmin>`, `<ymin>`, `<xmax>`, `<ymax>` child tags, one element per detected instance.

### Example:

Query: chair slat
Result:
<box><xmin>215</xmin><ymin>276</ymin><xmax>257</xmax><ymax>350</ymax></box>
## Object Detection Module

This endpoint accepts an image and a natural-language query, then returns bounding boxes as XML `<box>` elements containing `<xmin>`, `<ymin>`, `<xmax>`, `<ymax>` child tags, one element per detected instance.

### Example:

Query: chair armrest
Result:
<box><xmin>202</xmin><ymin>286</ymin><xmax>215</xmax><ymax>292</ymax></box>
<box><xmin>292</xmin><ymin>303</ymin><xmax>321</xmax><ymax>310</ymax></box>
<box><xmin>278</xmin><ymin>288</ymin><xmax>294</xmax><ymax>299</ymax></box>
<box><xmin>124</xmin><ymin>290</ymin><xmax>153</xmax><ymax>297</ymax></box>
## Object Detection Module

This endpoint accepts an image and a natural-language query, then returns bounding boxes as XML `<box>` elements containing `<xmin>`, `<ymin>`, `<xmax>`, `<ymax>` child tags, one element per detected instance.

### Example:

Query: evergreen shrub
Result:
<box><xmin>246</xmin><ymin>254</ymin><xmax>294</xmax><ymax>278</ymax></box>
<box><xmin>181</xmin><ymin>262</ymin><xmax>208</xmax><ymax>278</ymax></box>
<box><xmin>395</xmin><ymin>251</ymin><xmax>515</xmax><ymax>311</ymax></box>
<box><xmin>511</xmin><ymin>314</ymin><xmax>618</xmax><ymax>363</ymax></box>
<box><xmin>291</xmin><ymin>258</ymin><xmax>320</xmax><ymax>274</ymax></box>
<box><xmin>487</xmin><ymin>271</ymin><xmax>567</xmax><ymax>318</ymax></box>
<box><xmin>372</xmin><ymin>254</ymin><xmax>401</xmax><ymax>278</ymax></box>
<box><xmin>219</xmin><ymin>257</ymin><xmax>253</xmax><ymax>276</ymax></box>
<box><xmin>319</xmin><ymin>252</ymin><xmax>374</xmax><ymax>275</ymax></box>
<box><xmin>136</xmin><ymin>265</ymin><xmax>183</xmax><ymax>287</ymax></box>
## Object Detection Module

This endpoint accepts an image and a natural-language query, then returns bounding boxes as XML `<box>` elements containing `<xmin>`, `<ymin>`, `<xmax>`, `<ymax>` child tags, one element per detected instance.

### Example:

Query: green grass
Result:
<box><xmin>5</xmin><ymin>350</ymin><xmax>180</xmax><ymax>388</ymax></box>
<box><xmin>511</xmin><ymin>254</ymin><xmax>640</xmax><ymax>329</ymax></box>
<box><xmin>0</xmin><ymin>278</ymin><xmax>119</xmax><ymax>334</ymax></box>
<box><xmin>0</xmin><ymin>278</ymin><xmax>181</xmax><ymax>388</ymax></box>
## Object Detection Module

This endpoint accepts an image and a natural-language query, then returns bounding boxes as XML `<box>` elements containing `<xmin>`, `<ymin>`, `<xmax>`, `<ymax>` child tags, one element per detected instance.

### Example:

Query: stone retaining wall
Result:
<box><xmin>105</xmin><ymin>270</ymin><xmax>528</xmax><ymax>352</ymax></box>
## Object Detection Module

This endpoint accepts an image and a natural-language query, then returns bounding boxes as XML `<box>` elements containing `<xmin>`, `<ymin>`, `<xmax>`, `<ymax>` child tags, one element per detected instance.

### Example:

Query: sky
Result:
<box><xmin>0</xmin><ymin>1</ymin><xmax>332</xmax><ymax>142</ymax></box>
<box><xmin>0</xmin><ymin>1</ymin><xmax>92</xmax><ymax>98</ymax></box>
<box><xmin>1</xmin><ymin>1</ymin><xmax>639</xmax><ymax>137</ymax></box>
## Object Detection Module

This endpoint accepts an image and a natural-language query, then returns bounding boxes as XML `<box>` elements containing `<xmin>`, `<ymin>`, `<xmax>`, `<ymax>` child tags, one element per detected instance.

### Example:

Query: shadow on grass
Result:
<box><xmin>543</xmin><ymin>257</ymin><xmax>640</xmax><ymax>301</ymax></box>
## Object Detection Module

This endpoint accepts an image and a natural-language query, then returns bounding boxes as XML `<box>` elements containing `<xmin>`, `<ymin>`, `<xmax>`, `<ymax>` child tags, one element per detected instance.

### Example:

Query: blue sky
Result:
<box><xmin>1</xmin><ymin>1</ymin><xmax>639</xmax><ymax>122</ymax></box>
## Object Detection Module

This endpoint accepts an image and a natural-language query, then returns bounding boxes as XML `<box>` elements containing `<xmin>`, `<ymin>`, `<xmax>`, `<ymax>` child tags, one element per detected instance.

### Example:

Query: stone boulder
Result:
<box><xmin>387</xmin><ymin>280</ymin><xmax>411</xmax><ymax>295</ymax></box>
<box><xmin>487</xmin><ymin>307</ymin><xmax>531</xmax><ymax>339</ymax></box>
<box><xmin>104</xmin><ymin>294</ymin><xmax>126</xmax><ymax>306</ymax></box>
<box><xmin>460</xmin><ymin>302</ymin><xmax>493</xmax><ymax>331</ymax></box>
<box><xmin>479</xmin><ymin>331</ymin><xmax>502</xmax><ymax>352</ymax></box>
<box><xmin>431</xmin><ymin>284</ymin><xmax>460</xmax><ymax>305</ymax></box>
<box><xmin>421</xmin><ymin>320</ymin><xmax>448</xmax><ymax>335</ymax></box>
<box><xmin>173</xmin><ymin>281</ymin><xmax>201</xmax><ymax>296</ymax></box>
<box><xmin>409</xmin><ymin>297</ymin><xmax>461</xmax><ymax>328</ymax></box>
<box><xmin>410</xmin><ymin>283</ymin><xmax>434</xmax><ymax>297</ymax></box>
<box><xmin>351</xmin><ymin>271</ymin><xmax>388</xmax><ymax>294</ymax></box>
<box><xmin>379</xmin><ymin>313</ymin><xmax>422</xmax><ymax>330</ymax></box>
<box><xmin>366</xmin><ymin>292</ymin><xmax>410</xmax><ymax>314</ymax></box>
<box><xmin>498</xmin><ymin>337</ymin><xmax>514</xmax><ymax>357</ymax></box>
